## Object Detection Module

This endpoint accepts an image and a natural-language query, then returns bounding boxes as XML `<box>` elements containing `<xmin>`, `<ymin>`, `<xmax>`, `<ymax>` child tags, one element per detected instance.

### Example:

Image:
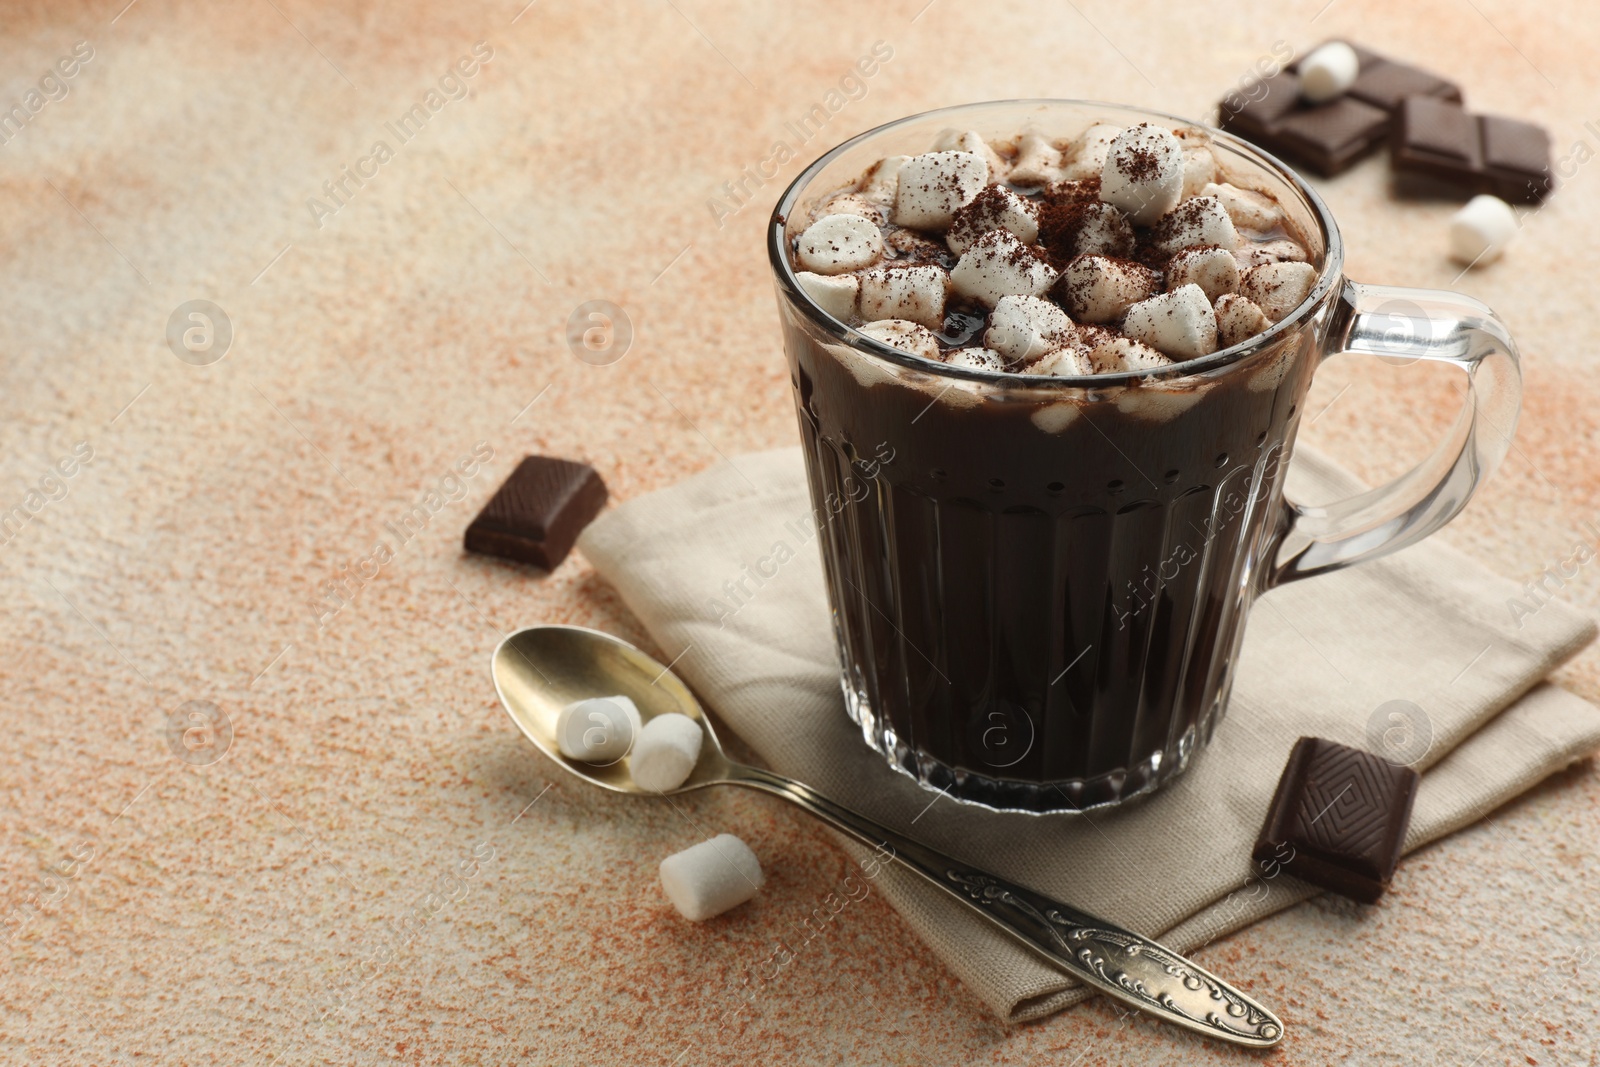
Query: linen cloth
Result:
<box><xmin>578</xmin><ymin>447</ymin><xmax>1600</xmax><ymax>1021</ymax></box>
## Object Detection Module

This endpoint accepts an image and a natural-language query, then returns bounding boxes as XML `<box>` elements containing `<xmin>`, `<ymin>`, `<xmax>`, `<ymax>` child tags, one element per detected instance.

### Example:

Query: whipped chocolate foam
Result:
<box><xmin>788</xmin><ymin>122</ymin><xmax>1316</xmax><ymax>378</ymax></box>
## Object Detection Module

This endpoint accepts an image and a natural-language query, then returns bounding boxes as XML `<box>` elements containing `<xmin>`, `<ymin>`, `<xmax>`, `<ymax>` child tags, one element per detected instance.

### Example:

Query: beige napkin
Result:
<box><xmin>577</xmin><ymin>447</ymin><xmax>1600</xmax><ymax>1022</ymax></box>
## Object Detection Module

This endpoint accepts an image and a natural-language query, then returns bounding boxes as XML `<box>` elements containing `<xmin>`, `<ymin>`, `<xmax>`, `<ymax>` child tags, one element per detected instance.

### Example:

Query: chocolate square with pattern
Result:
<box><xmin>1391</xmin><ymin>96</ymin><xmax>1553</xmax><ymax>203</ymax></box>
<box><xmin>1253</xmin><ymin>736</ymin><xmax>1419</xmax><ymax>903</ymax></box>
<box><xmin>1218</xmin><ymin>41</ymin><xmax>1461</xmax><ymax>176</ymax></box>
<box><xmin>464</xmin><ymin>455</ymin><xmax>608</xmax><ymax>570</ymax></box>
<box><xmin>1229</xmin><ymin>71</ymin><xmax>1302</xmax><ymax>129</ymax></box>
<box><xmin>1347</xmin><ymin>61</ymin><xmax>1460</xmax><ymax>112</ymax></box>
<box><xmin>1275</xmin><ymin>98</ymin><xmax>1391</xmax><ymax>174</ymax></box>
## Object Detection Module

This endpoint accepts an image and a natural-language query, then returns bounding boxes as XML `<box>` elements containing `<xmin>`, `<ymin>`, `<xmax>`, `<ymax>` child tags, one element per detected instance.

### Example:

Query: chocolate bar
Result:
<box><xmin>1391</xmin><ymin>95</ymin><xmax>1553</xmax><ymax>203</ymax></box>
<box><xmin>464</xmin><ymin>455</ymin><xmax>608</xmax><ymax>570</ymax></box>
<box><xmin>1219</xmin><ymin>42</ymin><xmax>1461</xmax><ymax>176</ymax></box>
<box><xmin>1252</xmin><ymin>737</ymin><xmax>1419</xmax><ymax>903</ymax></box>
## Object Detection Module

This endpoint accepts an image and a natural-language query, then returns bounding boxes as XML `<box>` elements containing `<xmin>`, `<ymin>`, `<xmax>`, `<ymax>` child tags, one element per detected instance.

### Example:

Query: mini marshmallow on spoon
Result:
<box><xmin>631</xmin><ymin>712</ymin><xmax>705</xmax><ymax>792</ymax></box>
<box><xmin>556</xmin><ymin>696</ymin><xmax>642</xmax><ymax>763</ymax></box>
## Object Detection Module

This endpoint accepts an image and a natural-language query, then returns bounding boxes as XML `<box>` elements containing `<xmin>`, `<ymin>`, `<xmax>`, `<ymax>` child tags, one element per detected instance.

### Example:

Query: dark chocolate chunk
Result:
<box><xmin>1391</xmin><ymin>96</ymin><xmax>1554</xmax><ymax>203</ymax></box>
<box><xmin>1219</xmin><ymin>42</ymin><xmax>1461</xmax><ymax>176</ymax></box>
<box><xmin>1253</xmin><ymin>737</ymin><xmax>1419</xmax><ymax>903</ymax></box>
<box><xmin>464</xmin><ymin>455</ymin><xmax>608</xmax><ymax>570</ymax></box>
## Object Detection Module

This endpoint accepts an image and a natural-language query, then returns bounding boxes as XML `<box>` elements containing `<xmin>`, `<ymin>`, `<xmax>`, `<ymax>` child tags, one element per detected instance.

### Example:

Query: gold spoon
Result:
<box><xmin>492</xmin><ymin>624</ymin><xmax>1284</xmax><ymax>1048</ymax></box>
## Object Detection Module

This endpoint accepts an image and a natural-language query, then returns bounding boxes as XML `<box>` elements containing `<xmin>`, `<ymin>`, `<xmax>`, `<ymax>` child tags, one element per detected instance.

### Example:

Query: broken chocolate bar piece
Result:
<box><xmin>1219</xmin><ymin>42</ymin><xmax>1461</xmax><ymax>176</ymax></box>
<box><xmin>1253</xmin><ymin>736</ymin><xmax>1419</xmax><ymax>903</ymax></box>
<box><xmin>464</xmin><ymin>455</ymin><xmax>608</xmax><ymax>570</ymax></box>
<box><xmin>1391</xmin><ymin>95</ymin><xmax>1554</xmax><ymax>204</ymax></box>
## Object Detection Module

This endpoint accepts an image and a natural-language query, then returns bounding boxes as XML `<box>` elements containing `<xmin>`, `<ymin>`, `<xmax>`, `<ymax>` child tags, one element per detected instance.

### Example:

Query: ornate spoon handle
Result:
<box><xmin>728</xmin><ymin>763</ymin><xmax>1284</xmax><ymax>1048</ymax></box>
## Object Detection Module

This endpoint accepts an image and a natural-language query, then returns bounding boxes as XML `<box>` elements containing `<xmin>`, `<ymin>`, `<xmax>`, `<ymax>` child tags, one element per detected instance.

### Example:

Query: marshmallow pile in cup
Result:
<box><xmin>790</xmin><ymin>123</ymin><xmax>1318</xmax><ymax>377</ymax></box>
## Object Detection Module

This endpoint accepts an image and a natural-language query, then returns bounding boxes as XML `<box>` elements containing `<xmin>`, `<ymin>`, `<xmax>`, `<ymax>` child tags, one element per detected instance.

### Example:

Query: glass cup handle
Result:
<box><xmin>1271</xmin><ymin>279</ymin><xmax>1523</xmax><ymax>585</ymax></box>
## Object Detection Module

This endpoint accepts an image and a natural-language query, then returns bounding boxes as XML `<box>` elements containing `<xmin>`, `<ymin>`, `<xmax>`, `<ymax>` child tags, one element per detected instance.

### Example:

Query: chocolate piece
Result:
<box><xmin>1219</xmin><ymin>42</ymin><xmax>1460</xmax><ymax>176</ymax></box>
<box><xmin>1253</xmin><ymin>737</ymin><xmax>1418</xmax><ymax>903</ymax></box>
<box><xmin>464</xmin><ymin>455</ymin><xmax>608</xmax><ymax>570</ymax></box>
<box><xmin>1391</xmin><ymin>96</ymin><xmax>1553</xmax><ymax>203</ymax></box>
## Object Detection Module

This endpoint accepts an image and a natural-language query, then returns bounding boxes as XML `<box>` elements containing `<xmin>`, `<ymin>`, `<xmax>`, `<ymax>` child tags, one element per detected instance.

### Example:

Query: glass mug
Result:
<box><xmin>768</xmin><ymin>101</ymin><xmax>1522</xmax><ymax>813</ymax></box>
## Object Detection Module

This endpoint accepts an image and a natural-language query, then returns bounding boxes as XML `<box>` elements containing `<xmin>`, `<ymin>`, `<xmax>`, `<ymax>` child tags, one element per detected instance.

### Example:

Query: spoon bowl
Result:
<box><xmin>491</xmin><ymin>624</ymin><xmax>1285</xmax><ymax>1049</ymax></box>
<box><xmin>491</xmin><ymin>624</ymin><xmax>732</xmax><ymax>793</ymax></box>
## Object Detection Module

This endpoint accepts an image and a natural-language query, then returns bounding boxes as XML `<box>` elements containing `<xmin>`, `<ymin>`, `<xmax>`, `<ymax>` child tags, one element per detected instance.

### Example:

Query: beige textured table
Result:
<box><xmin>4</xmin><ymin>1</ymin><xmax>1600</xmax><ymax>1062</ymax></box>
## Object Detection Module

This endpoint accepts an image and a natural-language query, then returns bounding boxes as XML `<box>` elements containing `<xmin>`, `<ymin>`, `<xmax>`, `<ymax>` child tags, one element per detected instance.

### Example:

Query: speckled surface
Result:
<box><xmin>2</xmin><ymin>1</ymin><xmax>1599</xmax><ymax>1063</ymax></box>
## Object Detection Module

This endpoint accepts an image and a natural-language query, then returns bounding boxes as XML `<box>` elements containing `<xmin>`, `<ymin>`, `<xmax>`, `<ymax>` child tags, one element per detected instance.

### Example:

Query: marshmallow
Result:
<box><xmin>950</xmin><ymin>229</ymin><xmax>1058</xmax><ymax>307</ymax></box>
<box><xmin>858</xmin><ymin>319</ymin><xmax>941</xmax><ymax>361</ymax></box>
<box><xmin>825</xmin><ymin>340</ymin><xmax>899</xmax><ymax>389</ymax></box>
<box><xmin>1075</xmin><ymin>324</ymin><xmax>1124</xmax><ymax>360</ymax></box>
<box><xmin>1214</xmin><ymin>292</ymin><xmax>1272</xmax><ymax>348</ymax></box>
<box><xmin>1180</xmin><ymin>143</ymin><xmax>1218</xmax><ymax>199</ymax></box>
<box><xmin>858</xmin><ymin>264</ymin><xmax>950</xmax><ymax>330</ymax></box>
<box><xmin>1115</xmin><ymin>378</ymin><xmax>1209</xmax><ymax>420</ymax></box>
<box><xmin>984</xmin><ymin>295</ymin><xmax>1076</xmax><ymax>364</ymax></box>
<box><xmin>893</xmin><ymin>151</ymin><xmax>989</xmax><ymax>230</ymax></box>
<box><xmin>931</xmin><ymin>128</ymin><xmax>1009</xmax><ymax>182</ymax></box>
<box><xmin>1056</xmin><ymin>254</ymin><xmax>1159</xmax><ymax>324</ymax></box>
<box><xmin>556</xmin><ymin>696</ymin><xmax>641</xmax><ymax>763</ymax></box>
<box><xmin>1036</xmin><ymin>192</ymin><xmax>1139</xmax><ymax>259</ymax></box>
<box><xmin>1122</xmin><ymin>283</ymin><xmax>1219</xmax><ymax>361</ymax></box>
<box><xmin>1202</xmin><ymin>182</ymin><xmax>1283</xmax><ymax>232</ymax></box>
<box><xmin>1240</xmin><ymin>261</ymin><xmax>1318</xmax><ymax>322</ymax></box>
<box><xmin>1152</xmin><ymin>195</ymin><xmax>1240</xmax><ymax>254</ymax></box>
<box><xmin>1165</xmin><ymin>245</ymin><xmax>1240</xmax><ymax>302</ymax></box>
<box><xmin>1045</xmin><ymin>177</ymin><xmax>1097</xmax><ymax>200</ymax></box>
<box><xmin>818</xmin><ymin>193</ymin><xmax>887</xmax><ymax>225</ymax></box>
<box><xmin>1090</xmin><ymin>334</ymin><xmax>1174</xmax><ymax>373</ymax></box>
<box><xmin>795</xmin><ymin>271</ymin><xmax>859</xmax><ymax>323</ymax></box>
<box><xmin>1448</xmin><ymin>194</ymin><xmax>1518</xmax><ymax>266</ymax></box>
<box><xmin>1299</xmin><ymin>42</ymin><xmax>1360</xmax><ymax>103</ymax></box>
<box><xmin>1234</xmin><ymin>239</ymin><xmax>1308</xmax><ymax>269</ymax></box>
<box><xmin>659</xmin><ymin>834</ymin><xmax>764</xmax><ymax>921</ymax></box>
<box><xmin>945</xmin><ymin>346</ymin><xmax>1008</xmax><ymax>372</ymax></box>
<box><xmin>796</xmin><ymin>214</ymin><xmax>885</xmax><ymax>275</ymax></box>
<box><xmin>1100</xmin><ymin>123</ymin><xmax>1184</xmax><ymax>226</ymax></box>
<box><xmin>1061</xmin><ymin>123</ymin><xmax>1123</xmax><ymax>181</ymax></box>
<box><xmin>860</xmin><ymin>154</ymin><xmax>910</xmax><ymax>205</ymax></box>
<box><xmin>1030</xmin><ymin>402</ymin><xmax>1082</xmax><ymax>432</ymax></box>
<box><xmin>884</xmin><ymin>228</ymin><xmax>949</xmax><ymax>262</ymax></box>
<box><xmin>1008</xmin><ymin>132</ymin><xmax>1066</xmax><ymax>187</ymax></box>
<box><xmin>1031</xmin><ymin>344</ymin><xmax>1095</xmax><ymax>376</ymax></box>
<box><xmin>1076</xmin><ymin>203</ymin><xmax>1137</xmax><ymax>258</ymax></box>
<box><xmin>631</xmin><ymin>712</ymin><xmax>704</xmax><ymax>792</ymax></box>
<box><xmin>1249</xmin><ymin>345</ymin><xmax>1297</xmax><ymax>392</ymax></box>
<box><xmin>947</xmin><ymin>185</ymin><xmax>1040</xmax><ymax>254</ymax></box>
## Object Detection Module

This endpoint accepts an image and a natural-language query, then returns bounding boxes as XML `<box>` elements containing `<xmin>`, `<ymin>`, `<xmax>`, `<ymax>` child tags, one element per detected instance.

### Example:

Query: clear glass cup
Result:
<box><xmin>768</xmin><ymin>100</ymin><xmax>1522</xmax><ymax>813</ymax></box>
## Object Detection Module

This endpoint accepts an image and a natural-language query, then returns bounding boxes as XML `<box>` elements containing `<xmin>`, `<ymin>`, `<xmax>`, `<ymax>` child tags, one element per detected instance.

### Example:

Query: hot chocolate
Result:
<box><xmin>777</xmin><ymin>116</ymin><xmax>1323</xmax><ymax>811</ymax></box>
